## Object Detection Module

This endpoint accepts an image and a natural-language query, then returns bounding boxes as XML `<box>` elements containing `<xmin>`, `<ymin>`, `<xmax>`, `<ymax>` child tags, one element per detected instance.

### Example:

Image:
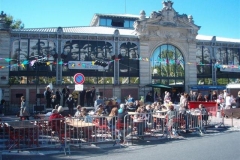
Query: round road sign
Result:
<box><xmin>74</xmin><ymin>73</ymin><xmax>85</xmax><ymax>84</ymax></box>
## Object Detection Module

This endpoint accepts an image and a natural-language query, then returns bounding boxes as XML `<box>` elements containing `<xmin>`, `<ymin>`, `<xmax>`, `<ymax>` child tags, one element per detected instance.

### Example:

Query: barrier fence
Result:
<box><xmin>0</xmin><ymin>107</ymin><xmax>224</xmax><ymax>155</ymax></box>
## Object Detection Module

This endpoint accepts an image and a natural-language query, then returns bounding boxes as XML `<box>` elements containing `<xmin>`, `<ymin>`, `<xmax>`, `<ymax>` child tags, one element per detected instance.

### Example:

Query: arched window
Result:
<box><xmin>151</xmin><ymin>44</ymin><xmax>185</xmax><ymax>85</ymax></box>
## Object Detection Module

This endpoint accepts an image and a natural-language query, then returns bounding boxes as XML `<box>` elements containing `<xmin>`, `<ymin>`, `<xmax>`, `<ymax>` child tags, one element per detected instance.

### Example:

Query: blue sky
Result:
<box><xmin>0</xmin><ymin>0</ymin><xmax>239</xmax><ymax>39</ymax></box>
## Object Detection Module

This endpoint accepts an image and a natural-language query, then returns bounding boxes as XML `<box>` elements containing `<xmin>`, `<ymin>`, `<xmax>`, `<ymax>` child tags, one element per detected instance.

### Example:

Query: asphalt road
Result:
<box><xmin>3</xmin><ymin>131</ymin><xmax>240</xmax><ymax>160</ymax></box>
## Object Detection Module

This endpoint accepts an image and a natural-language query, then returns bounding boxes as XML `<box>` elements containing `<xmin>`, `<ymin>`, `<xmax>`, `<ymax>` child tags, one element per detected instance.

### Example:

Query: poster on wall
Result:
<box><xmin>119</xmin><ymin>42</ymin><xmax>139</xmax><ymax>73</ymax></box>
<box><xmin>10</xmin><ymin>40</ymin><xmax>20</xmax><ymax>71</ymax></box>
<box><xmin>19</xmin><ymin>40</ymin><xmax>28</xmax><ymax>71</ymax></box>
<box><xmin>61</xmin><ymin>40</ymin><xmax>114</xmax><ymax>71</ymax></box>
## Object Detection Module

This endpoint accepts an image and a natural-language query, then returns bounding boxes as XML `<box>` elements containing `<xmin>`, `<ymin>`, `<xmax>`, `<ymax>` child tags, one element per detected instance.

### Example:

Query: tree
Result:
<box><xmin>4</xmin><ymin>14</ymin><xmax>24</xmax><ymax>29</ymax></box>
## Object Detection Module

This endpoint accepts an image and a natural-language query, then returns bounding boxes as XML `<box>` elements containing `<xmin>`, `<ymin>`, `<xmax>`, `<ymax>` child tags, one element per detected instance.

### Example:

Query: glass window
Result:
<box><xmin>161</xmin><ymin>79</ymin><xmax>168</xmax><ymax>85</ymax></box>
<box><xmin>217</xmin><ymin>78</ymin><xmax>228</xmax><ymax>85</ymax></box>
<box><xmin>130</xmin><ymin>77</ymin><xmax>139</xmax><ymax>84</ymax></box>
<box><xmin>176</xmin><ymin>79</ymin><xmax>184</xmax><ymax>85</ymax></box>
<box><xmin>99</xmin><ymin>18</ymin><xmax>106</xmax><ymax>26</ymax></box>
<box><xmin>151</xmin><ymin>44</ymin><xmax>185</xmax><ymax>85</ymax></box>
<box><xmin>129</xmin><ymin>21</ymin><xmax>134</xmax><ymax>28</ymax></box>
<box><xmin>169</xmin><ymin>79</ymin><xmax>175</xmax><ymax>85</ymax></box>
<box><xmin>9</xmin><ymin>76</ymin><xmax>21</xmax><ymax>84</ymax></box>
<box><xmin>62</xmin><ymin>76</ymin><xmax>74</xmax><ymax>84</ymax></box>
<box><xmin>20</xmin><ymin>76</ymin><xmax>27</xmax><ymax>84</ymax></box>
<box><xmin>106</xmin><ymin>19</ymin><xmax>112</xmax><ymax>26</ymax></box>
<box><xmin>197</xmin><ymin>78</ymin><xmax>204</xmax><ymax>85</ymax></box>
<box><xmin>120</xmin><ymin>77</ymin><xmax>129</xmax><ymax>84</ymax></box>
<box><xmin>28</xmin><ymin>76</ymin><xmax>36</xmax><ymax>84</ymax></box>
<box><xmin>152</xmin><ymin>78</ymin><xmax>160</xmax><ymax>84</ymax></box>
<box><xmin>85</xmin><ymin>77</ymin><xmax>97</xmax><ymax>84</ymax></box>
<box><xmin>232</xmin><ymin>49</ymin><xmax>239</xmax><ymax>65</ymax></box>
<box><xmin>124</xmin><ymin>20</ymin><xmax>129</xmax><ymax>28</ymax></box>
<box><xmin>105</xmin><ymin>77</ymin><xmax>114</xmax><ymax>84</ymax></box>
<box><xmin>204</xmin><ymin>78</ymin><xmax>212</xmax><ymax>85</ymax></box>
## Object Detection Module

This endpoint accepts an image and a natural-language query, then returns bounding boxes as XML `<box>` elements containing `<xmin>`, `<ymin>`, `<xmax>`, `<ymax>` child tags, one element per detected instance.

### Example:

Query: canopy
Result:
<box><xmin>190</xmin><ymin>85</ymin><xmax>226</xmax><ymax>90</ymax></box>
<box><xmin>226</xmin><ymin>83</ymin><xmax>240</xmax><ymax>89</ymax></box>
<box><xmin>145</xmin><ymin>83</ymin><xmax>171</xmax><ymax>89</ymax></box>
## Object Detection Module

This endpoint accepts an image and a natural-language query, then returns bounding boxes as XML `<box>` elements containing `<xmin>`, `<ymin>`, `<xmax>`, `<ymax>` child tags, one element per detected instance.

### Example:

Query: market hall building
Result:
<box><xmin>0</xmin><ymin>1</ymin><xmax>240</xmax><ymax>108</ymax></box>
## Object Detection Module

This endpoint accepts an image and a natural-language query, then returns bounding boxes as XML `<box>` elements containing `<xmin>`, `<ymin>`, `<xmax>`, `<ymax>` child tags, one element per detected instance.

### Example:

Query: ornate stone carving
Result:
<box><xmin>162</xmin><ymin>0</ymin><xmax>173</xmax><ymax>11</ymax></box>
<box><xmin>0</xmin><ymin>11</ymin><xmax>7</xmax><ymax>21</ymax></box>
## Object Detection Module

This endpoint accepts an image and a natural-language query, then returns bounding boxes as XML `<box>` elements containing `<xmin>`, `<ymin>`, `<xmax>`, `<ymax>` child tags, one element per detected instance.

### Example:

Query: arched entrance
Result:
<box><xmin>151</xmin><ymin>44</ymin><xmax>185</xmax><ymax>103</ymax></box>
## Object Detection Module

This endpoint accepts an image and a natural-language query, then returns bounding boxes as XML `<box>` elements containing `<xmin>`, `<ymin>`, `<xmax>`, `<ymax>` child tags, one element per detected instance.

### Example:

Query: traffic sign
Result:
<box><xmin>74</xmin><ymin>73</ymin><xmax>85</xmax><ymax>84</ymax></box>
<box><xmin>75</xmin><ymin>84</ymin><xmax>83</xmax><ymax>91</ymax></box>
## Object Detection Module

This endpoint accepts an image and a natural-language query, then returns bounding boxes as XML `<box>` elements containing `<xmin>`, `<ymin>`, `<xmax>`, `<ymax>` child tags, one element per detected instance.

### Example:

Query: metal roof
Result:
<box><xmin>94</xmin><ymin>13</ymin><xmax>139</xmax><ymax>19</ymax></box>
<box><xmin>12</xmin><ymin>27</ymin><xmax>57</xmax><ymax>33</ymax></box>
<box><xmin>11</xmin><ymin>27</ymin><xmax>240</xmax><ymax>43</ymax></box>
<box><xmin>12</xmin><ymin>26</ymin><xmax>137</xmax><ymax>36</ymax></box>
<box><xmin>196</xmin><ymin>35</ymin><xmax>240</xmax><ymax>43</ymax></box>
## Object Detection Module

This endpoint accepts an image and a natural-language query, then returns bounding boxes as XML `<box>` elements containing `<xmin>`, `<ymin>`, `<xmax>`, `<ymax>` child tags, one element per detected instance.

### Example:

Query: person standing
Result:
<box><xmin>86</xmin><ymin>88</ymin><xmax>92</xmax><ymax>107</ymax></box>
<box><xmin>45</xmin><ymin>86</ymin><xmax>52</xmax><ymax>108</ymax></box>
<box><xmin>72</xmin><ymin>90</ymin><xmax>79</xmax><ymax>106</ymax></box>
<box><xmin>19</xmin><ymin>96</ymin><xmax>29</xmax><ymax>120</ymax></box>
<box><xmin>80</xmin><ymin>89</ymin><xmax>86</xmax><ymax>106</ymax></box>
<box><xmin>65</xmin><ymin>94</ymin><xmax>75</xmax><ymax>115</ymax></box>
<box><xmin>55</xmin><ymin>89</ymin><xmax>61</xmax><ymax>106</ymax></box>
<box><xmin>235</xmin><ymin>91</ymin><xmax>240</xmax><ymax>108</ymax></box>
<box><xmin>90</xmin><ymin>87</ymin><xmax>96</xmax><ymax>107</ymax></box>
<box><xmin>51</xmin><ymin>95</ymin><xmax>58</xmax><ymax>109</ymax></box>
<box><xmin>225</xmin><ymin>93</ymin><xmax>232</xmax><ymax>109</ymax></box>
<box><xmin>62</xmin><ymin>86</ymin><xmax>70</xmax><ymax>107</ymax></box>
<box><xmin>0</xmin><ymin>99</ymin><xmax>5</xmax><ymax>116</ymax></box>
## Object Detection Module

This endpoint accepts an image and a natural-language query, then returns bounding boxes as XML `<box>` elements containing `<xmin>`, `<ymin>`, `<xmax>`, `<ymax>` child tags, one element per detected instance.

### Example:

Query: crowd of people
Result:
<box><xmin>15</xmin><ymin>88</ymin><xmax>240</xmax><ymax>141</ymax></box>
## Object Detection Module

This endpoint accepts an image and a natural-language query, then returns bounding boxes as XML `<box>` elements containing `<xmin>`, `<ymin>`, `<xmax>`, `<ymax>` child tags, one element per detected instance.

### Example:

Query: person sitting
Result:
<box><xmin>126</xmin><ymin>102</ymin><xmax>136</xmax><ymax>112</ymax></box>
<box><xmin>48</xmin><ymin>109</ymin><xmax>64</xmax><ymax>132</ymax></box>
<box><xmin>74</xmin><ymin>105</ymin><xmax>82</xmax><ymax>118</ymax></box>
<box><xmin>57</xmin><ymin>105</ymin><xmax>69</xmax><ymax>117</ymax></box>
<box><xmin>81</xmin><ymin>108</ymin><xmax>93</xmax><ymax>123</ymax></box>
<box><xmin>81</xmin><ymin>108</ymin><xmax>94</xmax><ymax>140</ymax></box>
<box><xmin>94</xmin><ymin>95</ymin><xmax>104</xmax><ymax>112</ymax></box>
<box><xmin>133</xmin><ymin>107</ymin><xmax>147</xmax><ymax>139</ymax></box>
<box><xmin>95</xmin><ymin>104</ymin><xmax>106</xmax><ymax>116</ymax></box>
<box><xmin>105</xmin><ymin>100</ymin><xmax>113</xmax><ymax>115</ymax></box>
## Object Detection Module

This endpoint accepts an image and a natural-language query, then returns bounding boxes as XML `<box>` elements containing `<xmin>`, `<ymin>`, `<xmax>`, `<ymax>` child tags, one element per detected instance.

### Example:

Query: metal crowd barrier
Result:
<box><xmin>0</xmin><ymin>116</ymin><xmax>117</xmax><ymax>155</ymax></box>
<box><xmin>0</xmin><ymin>109</ymin><xmax>222</xmax><ymax>155</ymax></box>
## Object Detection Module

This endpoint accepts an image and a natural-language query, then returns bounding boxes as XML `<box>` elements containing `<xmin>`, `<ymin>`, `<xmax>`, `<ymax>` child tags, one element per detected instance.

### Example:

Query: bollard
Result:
<box><xmin>231</xmin><ymin>112</ymin><xmax>233</xmax><ymax>127</ymax></box>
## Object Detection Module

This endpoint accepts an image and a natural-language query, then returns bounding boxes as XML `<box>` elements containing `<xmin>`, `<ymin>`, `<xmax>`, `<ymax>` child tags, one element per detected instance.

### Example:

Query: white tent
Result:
<box><xmin>226</xmin><ymin>84</ymin><xmax>240</xmax><ymax>89</ymax></box>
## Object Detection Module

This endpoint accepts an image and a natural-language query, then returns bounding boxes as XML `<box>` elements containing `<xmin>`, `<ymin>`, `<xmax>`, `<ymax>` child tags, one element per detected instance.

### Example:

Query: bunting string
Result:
<box><xmin>0</xmin><ymin>57</ymin><xmax>239</xmax><ymax>69</ymax></box>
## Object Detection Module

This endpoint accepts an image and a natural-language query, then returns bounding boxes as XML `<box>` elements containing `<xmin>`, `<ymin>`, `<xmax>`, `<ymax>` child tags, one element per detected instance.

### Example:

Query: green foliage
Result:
<box><xmin>4</xmin><ymin>14</ymin><xmax>24</xmax><ymax>29</ymax></box>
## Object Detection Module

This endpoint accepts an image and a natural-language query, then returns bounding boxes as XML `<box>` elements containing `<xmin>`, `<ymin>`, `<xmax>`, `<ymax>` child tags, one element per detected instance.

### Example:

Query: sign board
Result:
<box><xmin>75</xmin><ymin>84</ymin><xmax>83</xmax><ymax>91</ymax></box>
<box><xmin>74</xmin><ymin>73</ymin><xmax>85</xmax><ymax>84</ymax></box>
<box><xmin>220</xmin><ymin>68</ymin><xmax>240</xmax><ymax>73</ymax></box>
<box><xmin>68</xmin><ymin>61</ymin><xmax>109</xmax><ymax>70</ymax></box>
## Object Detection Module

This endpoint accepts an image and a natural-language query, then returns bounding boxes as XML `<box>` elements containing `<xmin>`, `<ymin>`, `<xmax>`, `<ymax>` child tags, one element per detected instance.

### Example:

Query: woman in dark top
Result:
<box><xmin>212</xmin><ymin>91</ymin><xmax>218</xmax><ymax>101</ymax></box>
<box><xmin>197</xmin><ymin>93</ymin><xmax>205</xmax><ymax>101</ymax></box>
<box><xmin>51</xmin><ymin>95</ymin><xmax>58</xmax><ymax>109</ymax></box>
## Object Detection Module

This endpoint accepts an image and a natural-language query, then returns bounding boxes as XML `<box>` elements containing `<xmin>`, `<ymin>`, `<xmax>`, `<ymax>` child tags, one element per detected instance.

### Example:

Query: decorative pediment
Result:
<box><xmin>134</xmin><ymin>0</ymin><xmax>200</xmax><ymax>36</ymax></box>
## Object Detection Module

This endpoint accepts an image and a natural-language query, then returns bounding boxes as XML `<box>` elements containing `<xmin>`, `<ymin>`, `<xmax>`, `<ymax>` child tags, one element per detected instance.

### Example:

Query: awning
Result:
<box><xmin>190</xmin><ymin>85</ymin><xmax>226</xmax><ymax>90</ymax></box>
<box><xmin>145</xmin><ymin>83</ymin><xmax>171</xmax><ymax>89</ymax></box>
